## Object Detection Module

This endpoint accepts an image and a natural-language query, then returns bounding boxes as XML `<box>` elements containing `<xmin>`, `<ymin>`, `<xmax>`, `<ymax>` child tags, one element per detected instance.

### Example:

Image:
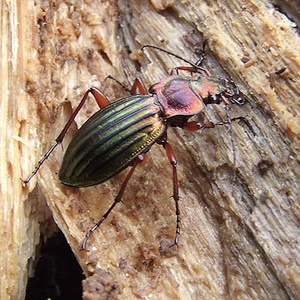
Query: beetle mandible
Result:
<box><xmin>24</xmin><ymin>45</ymin><xmax>246</xmax><ymax>250</ymax></box>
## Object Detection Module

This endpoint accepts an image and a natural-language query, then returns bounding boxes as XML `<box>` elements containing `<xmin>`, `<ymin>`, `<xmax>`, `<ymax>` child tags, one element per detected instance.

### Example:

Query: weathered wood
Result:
<box><xmin>1</xmin><ymin>0</ymin><xmax>299</xmax><ymax>299</ymax></box>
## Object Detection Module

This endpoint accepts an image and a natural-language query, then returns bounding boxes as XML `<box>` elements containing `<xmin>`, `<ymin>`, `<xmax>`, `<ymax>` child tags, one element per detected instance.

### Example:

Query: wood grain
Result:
<box><xmin>1</xmin><ymin>0</ymin><xmax>299</xmax><ymax>299</ymax></box>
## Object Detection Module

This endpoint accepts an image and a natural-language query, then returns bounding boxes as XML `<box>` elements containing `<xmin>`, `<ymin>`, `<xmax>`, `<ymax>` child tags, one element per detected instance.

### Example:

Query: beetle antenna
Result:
<box><xmin>141</xmin><ymin>44</ymin><xmax>206</xmax><ymax>72</ymax></box>
<box><xmin>195</xmin><ymin>40</ymin><xmax>207</xmax><ymax>67</ymax></box>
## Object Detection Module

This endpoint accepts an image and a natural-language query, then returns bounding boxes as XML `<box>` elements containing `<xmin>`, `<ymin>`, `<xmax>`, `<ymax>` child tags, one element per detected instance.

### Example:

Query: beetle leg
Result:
<box><xmin>23</xmin><ymin>87</ymin><xmax>111</xmax><ymax>183</ymax></box>
<box><xmin>170</xmin><ymin>66</ymin><xmax>198</xmax><ymax>76</ymax></box>
<box><xmin>183</xmin><ymin>120</ymin><xmax>216</xmax><ymax>131</ymax></box>
<box><xmin>106</xmin><ymin>76</ymin><xmax>148</xmax><ymax>95</ymax></box>
<box><xmin>184</xmin><ymin>117</ymin><xmax>242</xmax><ymax>180</ymax></box>
<box><xmin>162</xmin><ymin>142</ymin><xmax>181</xmax><ymax>246</ymax></box>
<box><xmin>184</xmin><ymin>117</ymin><xmax>251</xmax><ymax>132</ymax></box>
<box><xmin>56</xmin><ymin>88</ymin><xmax>110</xmax><ymax>145</ymax></box>
<box><xmin>183</xmin><ymin>119</ymin><xmax>237</xmax><ymax>167</ymax></box>
<box><xmin>170</xmin><ymin>66</ymin><xmax>211</xmax><ymax>77</ymax></box>
<box><xmin>130</xmin><ymin>78</ymin><xmax>148</xmax><ymax>95</ymax></box>
<box><xmin>81</xmin><ymin>155</ymin><xmax>145</xmax><ymax>250</ymax></box>
<box><xmin>105</xmin><ymin>75</ymin><xmax>131</xmax><ymax>93</ymax></box>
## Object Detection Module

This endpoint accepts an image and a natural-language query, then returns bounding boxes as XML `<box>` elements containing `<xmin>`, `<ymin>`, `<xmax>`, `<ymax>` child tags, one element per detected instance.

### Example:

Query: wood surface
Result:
<box><xmin>1</xmin><ymin>0</ymin><xmax>300</xmax><ymax>299</ymax></box>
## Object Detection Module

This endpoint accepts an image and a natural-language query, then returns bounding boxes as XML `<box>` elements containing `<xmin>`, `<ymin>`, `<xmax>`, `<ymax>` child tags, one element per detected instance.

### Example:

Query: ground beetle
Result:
<box><xmin>24</xmin><ymin>45</ymin><xmax>246</xmax><ymax>250</ymax></box>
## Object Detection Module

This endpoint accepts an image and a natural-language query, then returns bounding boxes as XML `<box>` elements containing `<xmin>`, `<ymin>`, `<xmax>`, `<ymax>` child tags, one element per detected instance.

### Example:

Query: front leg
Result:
<box><xmin>183</xmin><ymin>117</ymin><xmax>248</xmax><ymax>132</ymax></box>
<box><xmin>183</xmin><ymin>120</ymin><xmax>216</xmax><ymax>131</ymax></box>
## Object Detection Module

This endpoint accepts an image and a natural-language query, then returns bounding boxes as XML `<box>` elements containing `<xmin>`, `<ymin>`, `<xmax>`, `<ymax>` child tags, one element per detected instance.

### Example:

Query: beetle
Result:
<box><xmin>24</xmin><ymin>45</ymin><xmax>246</xmax><ymax>250</ymax></box>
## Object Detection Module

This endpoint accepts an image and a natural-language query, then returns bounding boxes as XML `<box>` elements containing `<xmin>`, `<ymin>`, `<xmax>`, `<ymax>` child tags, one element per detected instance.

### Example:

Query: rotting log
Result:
<box><xmin>1</xmin><ymin>0</ymin><xmax>300</xmax><ymax>299</ymax></box>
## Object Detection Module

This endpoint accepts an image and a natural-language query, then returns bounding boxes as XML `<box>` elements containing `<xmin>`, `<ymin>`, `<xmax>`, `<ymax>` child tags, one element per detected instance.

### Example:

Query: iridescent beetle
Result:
<box><xmin>24</xmin><ymin>45</ymin><xmax>246</xmax><ymax>249</ymax></box>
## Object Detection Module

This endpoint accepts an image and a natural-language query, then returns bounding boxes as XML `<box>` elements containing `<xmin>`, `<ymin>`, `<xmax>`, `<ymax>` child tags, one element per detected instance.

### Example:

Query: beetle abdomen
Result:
<box><xmin>59</xmin><ymin>95</ymin><xmax>165</xmax><ymax>187</ymax></box>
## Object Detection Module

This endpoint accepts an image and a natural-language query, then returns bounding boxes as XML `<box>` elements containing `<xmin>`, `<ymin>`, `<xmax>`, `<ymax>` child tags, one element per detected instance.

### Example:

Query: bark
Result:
<box><xmin>1</xmin><ymin>0</ymin><xmax>299</xmax><ymax>299</ymax></box>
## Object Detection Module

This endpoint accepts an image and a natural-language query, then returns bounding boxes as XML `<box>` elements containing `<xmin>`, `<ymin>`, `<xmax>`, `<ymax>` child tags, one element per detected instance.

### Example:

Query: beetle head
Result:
<box><xmin>220</xmin><ymin>79</ymin><xmax>246</xmax><ymax>105</ymax></box>
<box><xmin>191</xmin><ymin>77</ymin><xmax>246</xmax><ymax>108</ymax></box>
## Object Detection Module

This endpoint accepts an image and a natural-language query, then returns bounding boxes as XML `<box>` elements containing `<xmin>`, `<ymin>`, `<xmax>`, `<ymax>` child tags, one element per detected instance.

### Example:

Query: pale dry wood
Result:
<box><xmin>0</xmin><ymin>1</ymin><xmax>56</xmax><ymax>300</ymax></box>
<box><xmin>2</xmin><ymin>0</ymin><xmax>299</xmax><ymax>299</ymax></box>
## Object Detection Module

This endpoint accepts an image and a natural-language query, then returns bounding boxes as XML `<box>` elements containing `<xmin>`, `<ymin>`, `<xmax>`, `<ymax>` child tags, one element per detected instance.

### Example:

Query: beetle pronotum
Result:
<box><xmin>24</xmin><ymin>45</ymin><xmax>246</xmax><ymax>250</ymax></box>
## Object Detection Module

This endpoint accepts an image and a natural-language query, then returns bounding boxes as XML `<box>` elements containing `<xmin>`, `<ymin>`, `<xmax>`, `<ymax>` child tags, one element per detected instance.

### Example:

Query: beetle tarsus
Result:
<box><xmin>23</xmin><ymin>87</ymin><xmax>112</xmax><ymax>184</ymax></box>
<box><xmin>162</xmin><ymin>141</ymin><xmax>181</xmax><ymax>249</ymax></box>
<box><xmin>23</xmin><ymin>142</ymin><xmax>60</xmax><ymax>183</ymax></box>
<box><xmin>81</xmin><ymin>156</ymin><xmax>144</xmax><ymax>250</ymax></box>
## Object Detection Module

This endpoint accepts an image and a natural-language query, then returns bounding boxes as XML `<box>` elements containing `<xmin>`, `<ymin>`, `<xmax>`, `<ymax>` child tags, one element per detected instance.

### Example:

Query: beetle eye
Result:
<box><xmin>206</xmin><ymin>94</ymin><xmax>221</xmax><ymax>104</ymax></box>
<box><xmin>223</xmin><ymin>83</ymin><xmax>246</xmax><ymax>106</ymax></box>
